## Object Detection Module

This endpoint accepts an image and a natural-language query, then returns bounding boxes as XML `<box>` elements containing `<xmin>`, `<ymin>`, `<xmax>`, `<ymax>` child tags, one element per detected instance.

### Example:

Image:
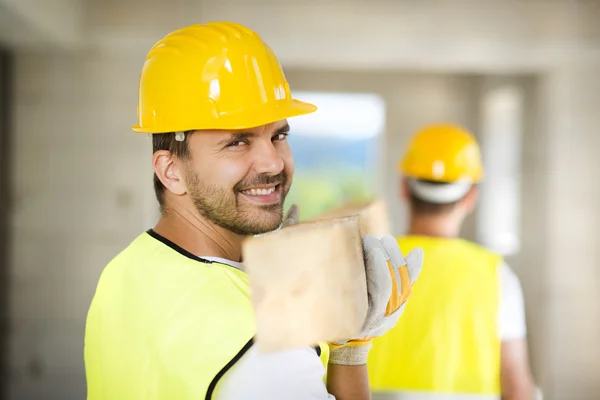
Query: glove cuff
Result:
<box><xmin>328</xmin><ymin>339</ymin><xmax>372</xmax><ymax>366</ymax></box>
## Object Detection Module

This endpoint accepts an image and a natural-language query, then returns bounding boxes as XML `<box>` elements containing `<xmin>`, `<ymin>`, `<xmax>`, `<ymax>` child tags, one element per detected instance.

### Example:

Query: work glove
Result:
<box><xmin>282</xmin><ymin>204</ymin><xmax>300</xmax><ymax>228</ymax></box>
<box><xmin>329</xmin><ymin>235</ymin><xmax>424</xmax><ymax>365</ymax></box>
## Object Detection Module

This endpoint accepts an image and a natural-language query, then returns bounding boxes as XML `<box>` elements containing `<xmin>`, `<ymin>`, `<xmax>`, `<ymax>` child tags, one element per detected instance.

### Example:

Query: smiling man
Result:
<box><xmin>84</xmin><ymin>22</ymin><xmax>423</xmax><ymax>400</ymax></box>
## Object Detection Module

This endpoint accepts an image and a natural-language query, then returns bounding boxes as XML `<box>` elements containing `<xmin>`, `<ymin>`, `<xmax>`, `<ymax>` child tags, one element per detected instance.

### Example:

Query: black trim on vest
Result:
<box><xmin>205</xmin><ymin>337</ymin><xmax>255</xmax><ymax>400</ymax></box>
<box><xmin>146</xmin><ymin>229</ymin><xmax>244</xmax><ymax>272</ymax></box>
<box><xmin>314</xmin><ymin>344</ymin><xmax>321</xmax><ymax>357</ymax></box>
<box><xmin>146</xmin><ymin>229</ymin><xmax>215</xmax><ymax>264</ymax></box>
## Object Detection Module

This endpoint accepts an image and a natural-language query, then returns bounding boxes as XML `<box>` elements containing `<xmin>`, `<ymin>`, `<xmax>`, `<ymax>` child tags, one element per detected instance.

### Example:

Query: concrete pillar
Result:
<box><xmin>536</xmin><ymin>64</ymin><xmax>600</xmax><ymax>399</ymax></box>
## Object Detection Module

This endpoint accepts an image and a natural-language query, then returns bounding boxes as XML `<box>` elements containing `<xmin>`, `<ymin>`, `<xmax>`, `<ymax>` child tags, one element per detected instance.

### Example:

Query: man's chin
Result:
<box><xmin>254</xmin><ymin>217</ymin><xmax>283</xmax><ymax>234</ymax></box>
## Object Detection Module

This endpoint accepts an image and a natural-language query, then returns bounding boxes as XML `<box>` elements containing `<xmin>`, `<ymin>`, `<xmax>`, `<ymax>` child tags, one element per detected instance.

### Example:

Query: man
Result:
<box><xmin>368</xmin><ymin>124</ymin><xmax>535</xmax><ymax>400</ymax></box>
<box><xmin>84</xmin><ymin>22</ymin><xmax>423</xmax><ymax>399</ymax></box>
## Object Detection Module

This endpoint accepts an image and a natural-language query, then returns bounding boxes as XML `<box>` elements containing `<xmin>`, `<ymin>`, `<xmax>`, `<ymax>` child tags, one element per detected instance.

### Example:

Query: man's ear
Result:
<box><xmin>461</xmin><ymin>185</ymin><xmax>479</xmax><ymax>214</ymax></box>
<box><xmin>153</xmin><ymin>150</ymin><xmax>187</xmax><ymax>196</ymax></box>
<box><xmin>400</xmin><ymin>178</ymin><xmax>410</xmax><ymax>201</ymax></box>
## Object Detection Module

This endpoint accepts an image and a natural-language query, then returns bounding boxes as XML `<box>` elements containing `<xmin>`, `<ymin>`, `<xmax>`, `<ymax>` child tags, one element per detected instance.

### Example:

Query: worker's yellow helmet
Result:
<box><xmin>132</xmin><ymin>22</ymin><xmax>316</xmax><ymax>134</ymax></box>
<box><xmin>399</xmin><ymin>123</ymin><xmax>484</xmax><ymax>183</ymax></box>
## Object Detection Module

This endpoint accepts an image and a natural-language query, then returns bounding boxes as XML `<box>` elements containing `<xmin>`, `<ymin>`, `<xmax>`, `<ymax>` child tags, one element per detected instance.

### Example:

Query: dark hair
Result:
<box><xmin>408</xmin><ymin>180</ymin><xmax>464</xmax><ymax>215</ymax></box>
<box><xmin>152</xmin><ymin>132</ymin><xmax>191</xmax><ymax>211</ymax></box>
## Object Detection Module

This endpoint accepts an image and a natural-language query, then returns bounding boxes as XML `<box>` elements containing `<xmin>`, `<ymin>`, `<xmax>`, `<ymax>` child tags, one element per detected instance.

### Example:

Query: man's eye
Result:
<box><xmin>273</xmin><ymin>133</ymin><xmax>288</xmax><ymax>141</ymax></box>
<box><xmin>228</xmin><ymin>140</ymin><xmax>248</xmax><ymax>148</ymax></box>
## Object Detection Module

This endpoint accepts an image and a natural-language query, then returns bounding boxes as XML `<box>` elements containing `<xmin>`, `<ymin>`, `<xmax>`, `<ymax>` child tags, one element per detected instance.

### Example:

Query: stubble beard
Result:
<box><xmin>186</xmin><ymin>170</ymin><xmax>290</xmax><ymax>236</ymax></box>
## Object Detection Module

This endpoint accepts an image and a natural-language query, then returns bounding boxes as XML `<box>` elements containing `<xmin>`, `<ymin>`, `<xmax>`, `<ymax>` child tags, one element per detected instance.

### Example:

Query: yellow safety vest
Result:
<box><xmin>85</xmin><ymin>230</ymin><xmax>329</xmax><ymax>399</ymax></box>
<box><xmin>368</xmin><ymin>236</ymin><xmax>502</xmax><ymax>400</ymax></box>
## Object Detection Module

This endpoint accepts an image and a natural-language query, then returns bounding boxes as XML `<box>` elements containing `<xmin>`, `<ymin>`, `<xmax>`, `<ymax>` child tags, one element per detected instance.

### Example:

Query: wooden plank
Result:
<box><xmin>243</xmin><ymin>217</ymin><xmax>369</xmax><ymax>353</ymax></box>
<box><xmin>309</xmin><ymin>199</ymin><xmax>391</xmax><ymax>237</ymax></box>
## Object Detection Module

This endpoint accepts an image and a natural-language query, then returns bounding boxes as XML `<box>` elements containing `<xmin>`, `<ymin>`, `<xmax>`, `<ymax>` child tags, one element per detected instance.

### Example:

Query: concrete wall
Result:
<box><xmin>535</xmin><ymin>64</ymin><xmax>600</xmax><ymax>399</ymax></box>
<box><xmin>8</xmin><ymin>50</ymin><xmax>156</xmax><ymax>399</ymax></box>
<box><xmin>85</xmin><ymin>0</ymin><xmax>600</xmax><ymax>71</ymax></box>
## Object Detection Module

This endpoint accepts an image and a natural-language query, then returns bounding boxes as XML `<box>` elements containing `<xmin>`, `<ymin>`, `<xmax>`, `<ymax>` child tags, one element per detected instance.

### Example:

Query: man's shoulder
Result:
<box><xmin>105</xmin><ymin>231</ymin><xmax>234</xmax><ymax>274</ymax></box>
<box><xmin>461</xmin><ymin>240</ymin><xmax>503</xmax><ymax>260</ymax></box>
<box><xmin>100</xmin><ymin>231</ymin><xmax>250</xmax><ymax>302</ymax></box>
<box><xmin>94</xmin><ymin>230</ymin><xmax>253</xmax><ymax>324</ymax></box>
<box><xmin>104</xmin><ymin>231</ymin><xmax>156</xmax><ymax>267</ymax></box>
<box><xmin>458</xmin><ymin>241</ymin><xmax>505</xmax><ymax>275</ymax></box>
<box><xmin>398</xmin><ymin>235</ymin><xmax>503</xmax><ymax>259</ymax></box>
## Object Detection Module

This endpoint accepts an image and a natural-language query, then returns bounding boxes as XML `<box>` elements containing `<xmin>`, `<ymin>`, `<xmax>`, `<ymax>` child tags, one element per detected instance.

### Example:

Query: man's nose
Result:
<box><xmin>253</xmin><ymin>140</ymin><xmax>285</xmax><ymax>175</ymax></box>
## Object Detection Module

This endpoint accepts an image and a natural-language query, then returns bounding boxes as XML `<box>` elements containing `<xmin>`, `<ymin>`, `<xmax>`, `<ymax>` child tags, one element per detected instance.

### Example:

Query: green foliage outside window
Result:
<box><xmin>284</xmin><ymin>166</ymin><xmax>375</xmax><ymax>221</ymax></box>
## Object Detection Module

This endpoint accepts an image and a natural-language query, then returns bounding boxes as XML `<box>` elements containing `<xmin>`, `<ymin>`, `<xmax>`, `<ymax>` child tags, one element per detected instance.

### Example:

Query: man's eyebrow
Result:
<box><xmin>217</xmin><ymin>124</ymin><xmax>291</xmax><ymax>146</ymax></box>
<box><xmin>276</xmin><ymin>123</ymin><xmax>291</xmax><ymax>134</ymax></box>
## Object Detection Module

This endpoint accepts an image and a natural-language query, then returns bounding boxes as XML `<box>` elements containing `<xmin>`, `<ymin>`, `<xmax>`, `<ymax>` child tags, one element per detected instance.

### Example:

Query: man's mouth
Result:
<box><xmin>240</xmin><ymin>185</ymin><xmax>277</xmax><ymax>196</ymax></box>
<box><xmin>239</xmin><ymin>184</ymin><xmax>282</xmax><ymax>205</ymax></box>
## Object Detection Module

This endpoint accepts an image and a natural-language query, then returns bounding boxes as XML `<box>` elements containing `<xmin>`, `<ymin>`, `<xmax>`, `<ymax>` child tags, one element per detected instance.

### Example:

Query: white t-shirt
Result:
<box><xmin>498</xmin><ymin>262</ymin><xmax>527</xmax><ymax>340</ymax></box>
<box><xmin>218</xmin><ymin>346</ymin><xmax>334</xmax><ymax>400</ymax></box>
<box><xmin>206</xmin><ymin>257</ymin><xmax>527</xmax><ymax>399</ymax></box>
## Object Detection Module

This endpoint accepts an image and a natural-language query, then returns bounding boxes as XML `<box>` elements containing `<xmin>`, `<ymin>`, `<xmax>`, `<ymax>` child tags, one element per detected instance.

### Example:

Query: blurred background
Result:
<box><xmin>0</xmin><ymin>0</ymin><xmax>599</xmax><ymax>399</ymax></box>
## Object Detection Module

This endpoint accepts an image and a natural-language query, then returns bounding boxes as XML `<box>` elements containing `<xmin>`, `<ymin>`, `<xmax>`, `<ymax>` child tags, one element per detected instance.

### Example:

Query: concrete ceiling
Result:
<box><xmin>3</xmin><ymin>0</ymin><xmax>600</xmax><ymax>72</ymax></box>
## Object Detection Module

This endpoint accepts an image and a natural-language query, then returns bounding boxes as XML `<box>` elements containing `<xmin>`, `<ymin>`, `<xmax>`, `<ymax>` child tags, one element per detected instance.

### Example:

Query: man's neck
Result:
<box><xmin>408</xmin><ymin>214</ymin><xmax>461</xmax><ymax>239</ymax></box>
<box><xmin>153</xmin><ymin>207</ymin><xmax>245</xmax><ymax>262</ymax></box>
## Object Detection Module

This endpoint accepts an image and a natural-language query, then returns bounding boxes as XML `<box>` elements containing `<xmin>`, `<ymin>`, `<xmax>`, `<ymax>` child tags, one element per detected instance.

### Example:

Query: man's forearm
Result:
<box><xmin>501</xmin><ymin>376</ymin><xmax>535</xmax><ymax>400</ymax></box>
<box><xmin>326</xmin><ymin>364</ymin><xmax>371</xmax><ymax>400</ymax></box>
<box><xmin>501</xmin><ymin>339</ymin><xmax>536</xmax><ymax>400</ymax></box>
<box><xmin>502</xmin><ymin>385</ymin><xmax>535</xmax><ymax>400</ymax></box>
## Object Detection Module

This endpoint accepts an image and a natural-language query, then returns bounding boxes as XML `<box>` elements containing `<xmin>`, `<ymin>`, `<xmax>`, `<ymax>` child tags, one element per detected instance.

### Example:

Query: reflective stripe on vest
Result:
<box><xmin>368</xmin><ymin>236</ymin><xmax>502</xmax><ymax>396</ymax></box>
<box><xmin>372</xmin><ymin>391</ymin><xmax>500</xmax><ymax>400</ymax></box>
<box><xmin>85</xmin><ymin>231</ymin><xmax>328</xmax><ymax>399</ymax></box>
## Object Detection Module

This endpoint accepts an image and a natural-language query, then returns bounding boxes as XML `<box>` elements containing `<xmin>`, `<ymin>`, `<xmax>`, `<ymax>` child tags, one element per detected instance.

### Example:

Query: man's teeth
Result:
<box><xmin>243</xmin><ymin>187</ymin><xmax>276</xmax><ymax>196</ymax></box>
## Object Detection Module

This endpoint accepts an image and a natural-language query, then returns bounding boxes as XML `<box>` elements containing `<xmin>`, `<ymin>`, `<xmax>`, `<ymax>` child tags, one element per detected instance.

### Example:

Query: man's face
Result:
<box><xmin>182</xmin><ymin>120</ymin><xmax>294</xmax><ymax>235</ymax></box>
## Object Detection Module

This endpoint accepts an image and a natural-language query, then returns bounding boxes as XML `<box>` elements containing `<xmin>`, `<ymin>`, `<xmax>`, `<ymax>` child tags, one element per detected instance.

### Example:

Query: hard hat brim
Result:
<box><xmin>132</xmin><ymin>99</ymin><xmax>317</xmax><ymax>134</ymax></box>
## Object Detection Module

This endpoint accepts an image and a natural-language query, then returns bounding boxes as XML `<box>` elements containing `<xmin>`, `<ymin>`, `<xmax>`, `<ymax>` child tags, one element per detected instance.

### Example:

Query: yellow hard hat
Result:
<box><xmin>132</xmin><ymin>22</ymin><xmax>317</xmax><ymax>134</ymax></box>
<box><xmin>399</xmin><ymin>123</ymin><xmax>484</xmax><ymax>183</ymax></box>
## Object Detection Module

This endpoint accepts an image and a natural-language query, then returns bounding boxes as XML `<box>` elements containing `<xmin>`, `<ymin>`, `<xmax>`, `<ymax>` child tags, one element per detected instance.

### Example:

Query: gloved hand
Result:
<box><xmin>282</xmin><ymin>204</ymin><xmax>300</xmax><ymax>228</ymax></box>
<box><xmin>329</xmin><ymin>235</ymin><xmax>424</xmax><ymax>365</ymax></box>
